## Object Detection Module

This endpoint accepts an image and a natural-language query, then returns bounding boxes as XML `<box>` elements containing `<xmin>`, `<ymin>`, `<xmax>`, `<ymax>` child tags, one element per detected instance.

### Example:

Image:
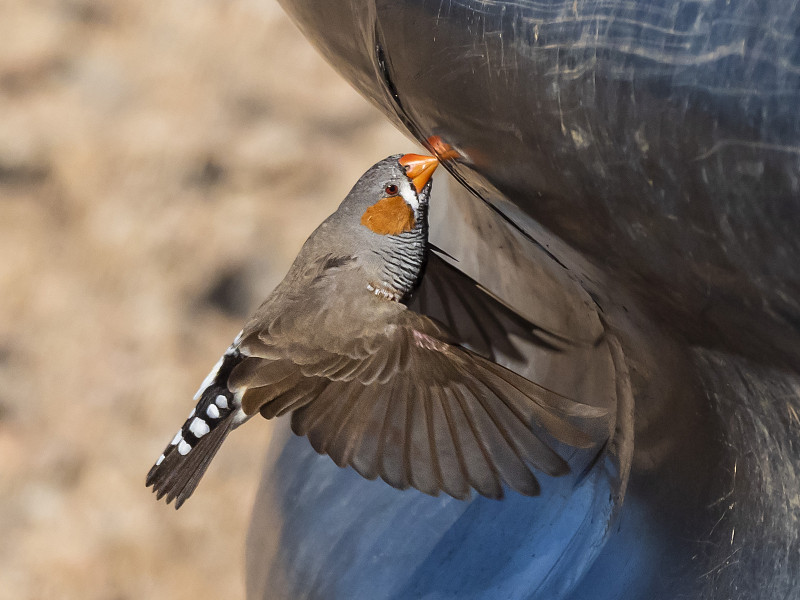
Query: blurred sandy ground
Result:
<box><xmin>0</xmin><ymin>0</ymin><xmax>409</xmax><ymax>598</ymax></box>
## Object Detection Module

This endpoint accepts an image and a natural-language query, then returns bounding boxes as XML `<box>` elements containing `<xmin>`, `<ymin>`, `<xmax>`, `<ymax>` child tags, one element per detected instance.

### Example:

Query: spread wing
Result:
<box><xmin>229</xmin><ymin>310</ymin><xmax>606</xmax><ymax>500</ymax></box>
<box><xmin>408</xmin><ymin>250</ymin><xmax>600</xmax><ymax>361</ymax></box>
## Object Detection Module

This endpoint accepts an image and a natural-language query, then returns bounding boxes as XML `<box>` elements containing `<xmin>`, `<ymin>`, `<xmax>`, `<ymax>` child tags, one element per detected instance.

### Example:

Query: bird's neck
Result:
<box><xmin>374</xmin><ymin>204</ymin><xmax>428</xmax><ymax>302</ymax></box>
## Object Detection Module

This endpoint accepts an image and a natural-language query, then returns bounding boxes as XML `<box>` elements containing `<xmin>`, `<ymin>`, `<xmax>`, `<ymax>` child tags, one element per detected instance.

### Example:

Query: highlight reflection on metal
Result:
<box><xmin>247</xmin><ymin>0</ymin><xmax>800</xmax><ymax>598</ymax></box>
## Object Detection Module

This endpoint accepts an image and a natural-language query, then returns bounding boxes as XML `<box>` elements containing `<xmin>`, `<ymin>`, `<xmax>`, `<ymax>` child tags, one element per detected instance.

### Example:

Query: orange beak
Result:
<box><xmin>398</xmin><ymin>154</ymin><xmax>439</xmax><ymax>192</ymax></box>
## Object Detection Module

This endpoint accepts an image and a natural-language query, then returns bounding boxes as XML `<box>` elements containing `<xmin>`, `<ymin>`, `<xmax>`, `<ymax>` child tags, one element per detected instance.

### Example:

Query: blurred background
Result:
<box><xmin>0</xmin><ymin>0</ymin><xmax>410</xmax><ymax>597</ymax></box>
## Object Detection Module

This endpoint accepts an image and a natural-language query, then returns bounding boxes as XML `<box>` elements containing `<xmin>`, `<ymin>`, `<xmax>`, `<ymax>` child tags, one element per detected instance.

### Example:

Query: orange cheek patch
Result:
<box><xmin>360</xmin><ymin>196</ymin><xmax>416</xmax><ymax>235</ymax></box>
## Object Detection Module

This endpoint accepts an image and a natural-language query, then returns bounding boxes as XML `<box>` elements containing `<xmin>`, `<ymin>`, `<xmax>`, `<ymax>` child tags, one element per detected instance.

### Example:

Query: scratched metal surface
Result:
<box><xmin>247</xmin><ymin>0</ymin><xmax>800</xmax><ymax>598</ymax></box>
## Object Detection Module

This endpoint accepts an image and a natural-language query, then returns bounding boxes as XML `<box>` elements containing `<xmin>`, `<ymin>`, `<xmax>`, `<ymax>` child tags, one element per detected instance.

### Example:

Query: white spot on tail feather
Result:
<box><xmin>215</xmin><ymin>394</ymin><xmax>229</xmax><ymax>409</ymax></box>
<box><xmin>171</xmin><ymin>431</ymin><xmax>183</xmax><ymax>445</ymax></box>
<box><xmin>206</xmin><ymin>404</ymin><xmax>220</xmax><ymax>419</ymax></box>
<box><xmin>156</xmin><ymin>454</ymin><xmax>165</xmax><ymax>466</ymax></box>
<box><xmin>178</xmin><ymin>440</ymin><xmax>192</xmax><ymax>455</ymax></box>
<box><xmin>189</xmin><ymin>417</ymin><xmax>210</xmax><ymax>438</ymax></box>
<box><xmin>194</xmin><ymin>356</ymin><xmax>224</xmax><ymax>401</ymax></box>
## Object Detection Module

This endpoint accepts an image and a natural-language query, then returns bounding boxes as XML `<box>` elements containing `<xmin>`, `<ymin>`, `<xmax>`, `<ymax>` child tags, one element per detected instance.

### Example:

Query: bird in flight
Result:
<box><xmin>146</xmin><ymin>153</ymin><xmax>606</xmax><ymax>508</ymax></box>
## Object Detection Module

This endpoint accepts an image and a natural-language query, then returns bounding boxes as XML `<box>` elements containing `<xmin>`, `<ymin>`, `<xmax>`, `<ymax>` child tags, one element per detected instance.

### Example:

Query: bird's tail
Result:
<box><xmin>146</xmin><ymin>342</ymin><xmax>246</xmax><ymax>508</ymax></box>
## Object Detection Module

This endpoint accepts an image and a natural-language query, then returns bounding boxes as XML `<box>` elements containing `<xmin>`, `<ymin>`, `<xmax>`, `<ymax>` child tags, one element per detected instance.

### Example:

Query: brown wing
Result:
<box><xmin>408</xmin><ymin>251</ymin><xmax>602</xmax><ymax>361</ymax></box>
<box><xmin>228</xmin><ymin>309</ymin><xmax>606</xmax><ymax>500</ymax></box>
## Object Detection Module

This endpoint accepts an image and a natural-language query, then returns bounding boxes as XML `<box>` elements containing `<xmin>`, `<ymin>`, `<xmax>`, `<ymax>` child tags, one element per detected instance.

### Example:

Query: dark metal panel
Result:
<box><xmin>248</xmin><ymin>1</ymin><xmax>800</xmax><ymax>597</ymax></box>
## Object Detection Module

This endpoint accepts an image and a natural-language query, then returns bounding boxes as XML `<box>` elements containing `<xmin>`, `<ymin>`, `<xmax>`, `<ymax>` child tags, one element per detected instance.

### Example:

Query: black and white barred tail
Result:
<box><xmin>146</xmin><ymin>336</ymin><xmax>247</xmax><ymax>509</ymax></box>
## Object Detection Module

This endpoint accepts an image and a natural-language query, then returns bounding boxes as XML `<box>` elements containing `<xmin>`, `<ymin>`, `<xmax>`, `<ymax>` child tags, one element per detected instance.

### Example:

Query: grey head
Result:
<box><xmin>305</xmin><ymin>153</ymin><xmax>440</xmax><ymax>301</ymax></box>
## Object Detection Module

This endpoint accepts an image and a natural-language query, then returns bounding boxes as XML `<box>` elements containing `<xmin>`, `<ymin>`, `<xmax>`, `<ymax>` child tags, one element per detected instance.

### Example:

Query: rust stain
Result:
<box><xmin>360</xmin><ymin>195</ymin><xmax>415</xmax><ymax>235</ymax></box>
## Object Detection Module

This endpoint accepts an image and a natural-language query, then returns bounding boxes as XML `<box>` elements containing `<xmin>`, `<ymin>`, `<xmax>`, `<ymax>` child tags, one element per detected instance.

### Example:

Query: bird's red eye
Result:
<box><xmin>385</xmin><ymin>184</ymin><xmax>399</xmax><ymax>195</ymax></box>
